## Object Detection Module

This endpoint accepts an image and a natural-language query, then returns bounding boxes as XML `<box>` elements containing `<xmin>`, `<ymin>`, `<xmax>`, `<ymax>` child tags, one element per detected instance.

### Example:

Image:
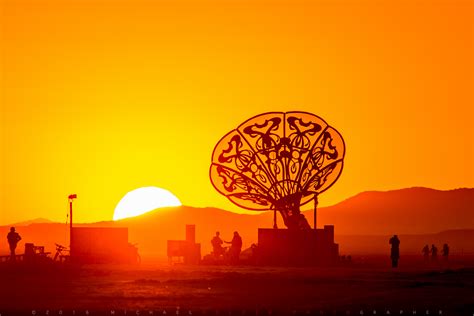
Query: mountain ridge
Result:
<box><xmin>6</xmin><ymin>187</ymin><xmax>472</xmax><ymax>226</ymax></box>
<box><xmin>1</xmin><ymin>187</ymin><xmax>472</xmax><ymax>257</ymax></box>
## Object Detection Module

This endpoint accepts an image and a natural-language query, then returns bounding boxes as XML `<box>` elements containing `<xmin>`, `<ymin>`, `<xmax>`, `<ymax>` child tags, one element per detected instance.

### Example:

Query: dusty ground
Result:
<box><xmin>0</xmin><ymin>256</ymin><xmax>473</xmax><ymax>315</ymax></box>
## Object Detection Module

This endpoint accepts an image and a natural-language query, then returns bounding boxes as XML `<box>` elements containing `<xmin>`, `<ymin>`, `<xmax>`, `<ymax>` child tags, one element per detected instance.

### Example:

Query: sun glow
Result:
<box><xmin>113</xmin><ymin>187</ymin><xmax>181</xmax><ymax>221</ymax></box>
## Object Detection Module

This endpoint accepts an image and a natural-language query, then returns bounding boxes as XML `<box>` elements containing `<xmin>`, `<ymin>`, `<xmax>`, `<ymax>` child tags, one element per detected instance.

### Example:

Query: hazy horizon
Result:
<box><xmin>2</xmin><ymin>186</ymin><xmax>472</xmax><ymax>226</ymax></box>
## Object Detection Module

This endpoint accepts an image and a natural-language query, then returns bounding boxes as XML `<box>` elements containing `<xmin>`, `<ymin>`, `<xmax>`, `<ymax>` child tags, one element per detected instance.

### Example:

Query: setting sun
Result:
<box><xmin>113</xmin><ymin>187</ymin><xmax>181</xmax><ymax>221</ymax></box>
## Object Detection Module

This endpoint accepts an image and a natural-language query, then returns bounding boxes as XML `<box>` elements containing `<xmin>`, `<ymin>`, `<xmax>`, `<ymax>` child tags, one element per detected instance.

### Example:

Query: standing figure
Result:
<box><xmin>442</xmin><ymin>243</ymin><xmax>449</xmax><ymax>261</ymax></box>
<box><xmin>7</xmin><ymin>227</ymin><xmax>22</xmax><ymax>261</ymax></box>
<box><xmin>422</xmin><ymin>244</ymin><xmax>430</xmax><ymax>262</ymax></box>
<box><xmin>431</xmin><ymin>244</ymin><xmax>438</xmax><ymax>261</ymax></box>
<box><xmin>225</xmin><ymin>231</ymin><xmax>243</xmax><ymax>264</ymax></box>
<box><xmin>211</xmin><ymin>231</ymin><xmax>224</xmax><ymax>258</ymax></box>
<box><xmin>389</xmin><ymin>234</ymin><xmax>400</xmax><ymax>268</ymax></box>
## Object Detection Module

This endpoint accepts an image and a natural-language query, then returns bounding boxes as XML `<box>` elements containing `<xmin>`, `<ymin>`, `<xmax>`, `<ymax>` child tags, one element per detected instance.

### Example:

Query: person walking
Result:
<box><xmin>431</xmin><ymin>244</ymin><xmax>438</xmax><ymax>261</ymax></box>
<box><xmin>389</xmin><ymin>235</ymin><xmax>400</xmax><ymax>268</ymax></box>
<box><xmin>225</xmin><ymin>231</ymin><xmax>243</xmax><ymax>264</ymax></box>
<box><xmin>422</xmin><ymin>244</ymin><xmax>430</xmax><ymax>262</ymax></box>
<box><xmin>442</xmin><ymin>243</ymin><xmax>449</xmax><ymax>261</ymax></box>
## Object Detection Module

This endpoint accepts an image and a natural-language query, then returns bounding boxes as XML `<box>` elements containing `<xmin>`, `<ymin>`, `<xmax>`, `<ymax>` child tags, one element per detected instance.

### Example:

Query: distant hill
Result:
<box><xmin>312</xmin><ymin>187</ymin><xmax>474</xmax><ymax>235</ymax></box>
<box><xmin>0</xmin><ymin>187</ymin><xmax>472</xmax><ymax>258</ymax></box>
<box><xmin>336</xmin><ymin>229</ymin><xmax>474</xmax><ymax>255</ymax></box>
<box><xmin>8</xmin><ymin>218</ymin><xmax>54</xmax><ymax>227</ymax></box>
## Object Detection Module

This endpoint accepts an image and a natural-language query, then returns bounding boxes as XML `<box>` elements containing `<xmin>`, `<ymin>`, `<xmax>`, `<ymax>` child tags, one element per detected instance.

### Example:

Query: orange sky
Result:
<box><xmin>1</xmin><ymin>0</ymin><xmax>473</xmax><ymax>225</ymax></box>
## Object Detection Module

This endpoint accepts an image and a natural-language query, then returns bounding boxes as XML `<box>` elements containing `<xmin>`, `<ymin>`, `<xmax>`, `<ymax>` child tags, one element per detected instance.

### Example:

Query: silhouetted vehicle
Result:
<box><xmin>211</xmin><ymin>232</ymin><xmax>225</xmax><ymax>258</ymax></box>
<box><xmin>442</xmin><ymin>244</ymin><xmax>449</xmax><ymax>260</ymax></box>
<box><xmin>71</xmin><ymin>227</ymin><xmax>137</xmax><ymax>264</ymax></box>
<box><xmin>431</xmin><ymin>244</ymin><xmax>438</xmax><ymax>261</ymax></box>
<box><xmin>24</xmin><ymin>243</ymin><xmax>51</xmax><ymax>262</ymax></box>
<box><xmin>225</xmin><ymin>231</ymin><xmax>242</xmax><ymax>264</ymax></box>
<box><xmin>422</xmin><ymin>244</ymin><xmax>430</xmax><ymax>261</ymax></box>
<box><xmin>7</xmin><ymin>227</ymin><xmax>21</xmax><ymax>261</ymax></box>
<box><xmin>167</xmin><ymin>225</ymin><xmax>200</xmax><ymax>265</ymax></box>
<box><xmin>389</xmin><ymin>235</ymin><xmax>400</xmax><ymax>268</ymax></box>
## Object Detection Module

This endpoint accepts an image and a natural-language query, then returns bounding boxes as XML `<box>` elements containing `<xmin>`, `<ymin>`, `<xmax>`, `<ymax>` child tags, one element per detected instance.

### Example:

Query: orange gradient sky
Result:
<box><xmin>1</xmin><ymin>0</ymin><xmax>473</xmax><ymax>225</ymax></box>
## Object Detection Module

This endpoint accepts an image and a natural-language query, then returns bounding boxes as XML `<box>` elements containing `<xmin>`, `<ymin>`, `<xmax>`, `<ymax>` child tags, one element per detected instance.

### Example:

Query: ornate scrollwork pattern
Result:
<box><xmin>210</xmin><ymin>111</ymin><xmax>345</xmax><ymax>228</ymax></box>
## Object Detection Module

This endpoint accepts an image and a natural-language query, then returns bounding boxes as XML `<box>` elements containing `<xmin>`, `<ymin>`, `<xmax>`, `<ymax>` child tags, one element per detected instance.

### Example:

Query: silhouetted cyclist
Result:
<box><xmin>389</xmin><ymin>234</ymin><xmax>400</xmax><ymax>268</ymax></box>
<box><xmin>211</xmin><ymin>231</ymin><xmax>224</xmax><ymax>257</ymax></box>
<box><xmin>7</xmin><ymin>227</ymin><xmax>21</xmax><ymax>261</ymax></box>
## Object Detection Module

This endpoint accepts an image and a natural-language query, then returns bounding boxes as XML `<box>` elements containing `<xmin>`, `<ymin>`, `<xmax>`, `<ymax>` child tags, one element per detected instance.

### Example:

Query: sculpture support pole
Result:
<box><xmin>273</xmin><ymin>209</ymin><xmax>277</xmax><ymax>229</ymax></box>
<box><xmin>314</xmin><ymin>195</ymin><xmax>318</xmax><ymax>230</ymax></box>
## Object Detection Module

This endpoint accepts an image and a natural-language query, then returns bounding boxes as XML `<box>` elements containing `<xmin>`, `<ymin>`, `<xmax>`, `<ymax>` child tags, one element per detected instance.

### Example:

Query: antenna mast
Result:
<box><xmin>68</xmin><ymin>194</ymin><xmax>77</xmax><ymax>255</ymax></box>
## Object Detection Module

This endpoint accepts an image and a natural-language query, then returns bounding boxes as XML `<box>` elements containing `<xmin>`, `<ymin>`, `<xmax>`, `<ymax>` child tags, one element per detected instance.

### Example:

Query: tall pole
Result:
<box><xmin>314</xmin><ymin>195</ymin><xmax>318</xmax><ymax>230</ymax></box>
<box><xmin>273</xmin><ymin>209</ymin><xmax>277</xmax><ymax>229</ymax></box>
<box><xmin>68</xmin><ymin>194</ymin><xmax>77</xmax><ymax>257</ymax></box>
<box><xmin>69</xmin><ymin>200</ymin><xmax>73</xmax><ymax>250</ymax></box>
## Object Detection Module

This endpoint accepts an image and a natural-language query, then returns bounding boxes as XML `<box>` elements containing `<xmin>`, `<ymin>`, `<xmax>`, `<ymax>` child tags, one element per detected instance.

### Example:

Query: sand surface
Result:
<box><xmin>0</xmin><ymin>256</ymin><xmax>473</xmax><ymax>315</ymax></box>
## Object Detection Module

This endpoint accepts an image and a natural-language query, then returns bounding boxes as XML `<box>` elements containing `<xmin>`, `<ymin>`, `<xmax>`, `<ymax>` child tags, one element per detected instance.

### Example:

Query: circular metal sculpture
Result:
<box><xmin>210</xmin><ymin>111</ymin><xmax>345</xmax><ymax>230</ymax></box>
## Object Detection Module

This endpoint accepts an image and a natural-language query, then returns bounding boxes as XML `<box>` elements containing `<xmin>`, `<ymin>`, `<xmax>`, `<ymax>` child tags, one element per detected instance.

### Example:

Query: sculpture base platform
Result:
<box><xmin>257</xmin><ymin>226</ymin><xmax>339</xmax><ymax>266</ymax></box>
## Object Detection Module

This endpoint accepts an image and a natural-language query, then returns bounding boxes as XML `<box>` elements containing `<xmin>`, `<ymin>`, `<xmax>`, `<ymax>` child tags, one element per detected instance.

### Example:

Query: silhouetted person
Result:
<box><xmin>7</xmin><ymin>227</ymin><xmax>21</xmax><ymax>261</ymax></box>
<box><xmin>442</xmin><ymin>243</ymin><xmax>449</xmax><ymax>261</ymax></box>
<box><xmin>389</xmin><ymin>235</ymin><xmax>400</xmax><ymax>268</ymax></box>
<box><xmin>211</xmin><ymin>231</ymin><xmax>224</xmax><ymax>257</ymax></box>
<box><xmin>422</xmin><ymin>244</ymin><xmax>430</xmax><ymax>262</ymax></box>
<box><xmin>431</xmin><ymin>244</ymin><xmax>438</xmax><ymax>261</ymax></box>
<box><xmin>225</xmin><ymin>231</ymin><xmax>242</xmax><ymax>264</ymax></box>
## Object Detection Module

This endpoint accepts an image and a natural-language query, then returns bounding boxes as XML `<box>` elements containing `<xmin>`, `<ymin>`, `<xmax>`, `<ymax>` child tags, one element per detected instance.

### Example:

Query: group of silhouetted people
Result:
<box><xmin>422</xmin><ymin>243</ymin><xmax>449</xmax><ymax>262</ymax></box>
<box><xmin>6</xmin><ymin>226</ymin><xmax>454</xmax><ymax>269</ymax></box>
<box><xmin>211</xmin><ymin>231</ymin><xmax>242</xmax><ymax>264</ymax></box>
<box><xmin>389</xmin><ymin>234</ymin><xmax>452</xmax><ymax>268</ymax></box>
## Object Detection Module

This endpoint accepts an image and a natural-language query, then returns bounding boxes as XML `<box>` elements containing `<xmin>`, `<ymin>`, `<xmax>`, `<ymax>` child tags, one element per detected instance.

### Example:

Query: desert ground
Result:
<box><xmin>0</xmin><ymin>255</ymin><xmax>473</xmax><ymax>315</ymax></box>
